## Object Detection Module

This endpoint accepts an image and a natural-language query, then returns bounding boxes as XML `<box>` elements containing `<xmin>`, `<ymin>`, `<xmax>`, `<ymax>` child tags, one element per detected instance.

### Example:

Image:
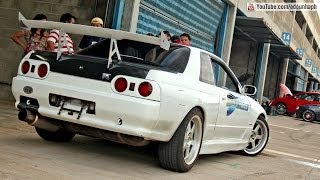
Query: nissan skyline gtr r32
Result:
<box><xmin>11</xmin><ymin>14</ymin><xmax>269</xmax><ymax>172</ymax></box>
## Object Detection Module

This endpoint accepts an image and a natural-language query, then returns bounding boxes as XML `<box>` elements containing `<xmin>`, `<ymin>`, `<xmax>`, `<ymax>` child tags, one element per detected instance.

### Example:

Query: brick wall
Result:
<box><xmin>0</xmin><ymin>0</ymin><xmax>112</xmax><ymax>100</ymax></box>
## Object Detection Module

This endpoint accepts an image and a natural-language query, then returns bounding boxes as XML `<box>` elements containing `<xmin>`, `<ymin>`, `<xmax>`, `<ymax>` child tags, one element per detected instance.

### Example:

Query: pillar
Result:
<box><xmin>309</xmin><ymin>81</ymin><xmax>314</xmax><ymax>91</ymax></box>
<box><xmin>255</xmin><ymin>43</ymin><xmax>270</xmax><ymax>103</ymax></box>
<box><xmin>302</xmin><ymin>21</ymin><xmax>307</xmax><ymax>35</ymax></box>
<box><xmin>303</xmin><ymin>73</ymin><xmax>309</xmax><ymax>91</ymax></box>
<box><xmin>314</xmin><ymin>82</ymin><xmax>319</xmax><ymax>91</ymax></box>
<box><xmin>112</xmin><ymin>0</ymin><xmax>125</xmax><ymax>30</ymax></box>
<box><xmin>218</xmin><ymin>3</ymin><xmax>237</xmax><ymax>87</ymax></box>
<box><xmin>129</xmin><ymin>0</ymin><xmax>141</xmax><ymax>32</ymax></box>
<box><xmin>294</xmin><ymin>64</ymin><xmax>301</xmax><ymax>91</ymax></box>
<box><xmin>280</xmin><ymin>58</ymin><xmax>289</xmax><ymax>84</ymax></box>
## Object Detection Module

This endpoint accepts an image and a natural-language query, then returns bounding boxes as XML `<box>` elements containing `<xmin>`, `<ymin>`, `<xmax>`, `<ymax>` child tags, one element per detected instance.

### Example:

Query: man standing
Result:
<box><xmin>78</xmin><ymin>17</ymin><xmax>105</xmax><ymax>50</ymax></box>
<box><xmin>47</xmin><ymin>13</ymin><xmax>76</xmax><ymax>54</ymax></box>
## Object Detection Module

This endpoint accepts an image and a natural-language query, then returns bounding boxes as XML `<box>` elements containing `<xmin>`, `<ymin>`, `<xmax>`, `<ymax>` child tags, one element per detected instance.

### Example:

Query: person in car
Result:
<box><xmin>171</xmin><ymin>35</ymin><xmax>181</xmax><ymax>44</ymax></box>
<box><xmin>158</xmin><ymin>30</ymin><xmax>171</xmax><ymax>41</ymax></box>
<box><xmin>180</xmin><ymin>33</ymin><xmax>191</xmax><ymax>46</ymax></box>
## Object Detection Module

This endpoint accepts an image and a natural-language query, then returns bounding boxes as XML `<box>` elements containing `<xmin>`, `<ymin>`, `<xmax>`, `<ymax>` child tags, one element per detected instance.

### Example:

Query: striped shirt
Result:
<box><xmin>47</xmin><ymin>29</ymin><xmax>74</xmax><ymax>54</ymax></box>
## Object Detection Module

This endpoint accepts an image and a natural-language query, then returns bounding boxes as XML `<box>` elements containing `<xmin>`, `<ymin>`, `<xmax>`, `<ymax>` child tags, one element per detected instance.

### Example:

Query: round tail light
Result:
<box><xmin>114</xmin><ymin>77</ymin><xmax>128</xmax><ymax>92</ymax></box>
<box><xmin>38</xmin><ymin>64</ymin><xmax>48</xmax><ymax>78</ymax></box>
<box><xmin>138</xmin><ymin>82</ymin><xmax>153</xmax><ymax>97</ymax></box>
<box><xmin>21</xmin><ymin>61</ymin><xmax>30</xmax><ymax>74</ymax></box>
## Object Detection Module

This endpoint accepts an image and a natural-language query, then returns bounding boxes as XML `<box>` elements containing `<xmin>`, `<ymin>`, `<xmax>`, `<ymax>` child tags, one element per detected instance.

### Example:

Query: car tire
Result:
<box><xmin>240</xmin><ymin>116</ymin><xmax>269</xmax><ymax>156</ymax></box>
<box><xmin>158</xmin><ymin>108</ymin><xmax>203</xmax><ymax>172</ymax></box>
<box><xmin>302</xmin><ymin>110</ymin><xmax>315</xmax><ymax>122</ymax></box>
<box><xmin>275</xmin><ymin>102</ymin><xmax>287</xmax><ymax>115</ymax></box>
<box><xmin>35</xmin><ymin>127</ymin><xmax>76</xmax><ymax>142</ymax></box>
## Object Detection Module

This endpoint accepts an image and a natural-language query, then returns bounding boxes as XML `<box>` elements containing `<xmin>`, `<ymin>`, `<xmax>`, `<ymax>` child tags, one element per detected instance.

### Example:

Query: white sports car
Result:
<box><xmin>12</xmin><ymin>16</ymin><xmax>269</xmax><ymax>172</ymax></box>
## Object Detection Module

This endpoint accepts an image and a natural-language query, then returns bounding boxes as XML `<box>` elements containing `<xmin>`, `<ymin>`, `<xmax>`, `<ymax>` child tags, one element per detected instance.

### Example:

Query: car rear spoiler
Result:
<box><xmin>18</xmin><ymin>12</ymin><xmax>170</xmax><ymax>68</ymax></box>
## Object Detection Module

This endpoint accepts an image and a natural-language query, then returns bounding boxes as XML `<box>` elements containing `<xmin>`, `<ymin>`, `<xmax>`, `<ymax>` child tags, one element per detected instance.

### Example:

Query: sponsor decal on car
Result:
<box><xmin>226</xmin><ymin>101</ymin><xmax>249</xmax><ymax>116</ymax></box>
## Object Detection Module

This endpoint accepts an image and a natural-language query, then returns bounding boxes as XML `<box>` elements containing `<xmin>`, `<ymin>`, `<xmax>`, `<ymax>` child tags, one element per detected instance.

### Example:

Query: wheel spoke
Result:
<box><xmin>184</xmin><ymin>142</ymin><xmax>191</xmax><ymax>160</ymax></box>
<box><xmin>184</xmin><ymin>123</ymin><xmax>191</xmax><ymax>140</ymax></box>
<box><xmin>190</xmin><ymin>123</ymin><xmax>195</xmax><ymax>139</ymax></box>
<box><xmin>250</xmin><ymin>140</ymin><xmax>256</xmax><ymax>148</ymax></box>
<box><xmin>186</xmin><ymin>122</ymin><xmax>191</xmax><ymax>134</ymax></box>
<box><xmin>184</xmin><ymin>131</ymin><xmax>189</xmax><ymax>141</ymax></box>
<box><xmin>256</xmin><ymin>135</ymin><xmax>262</xmax><ymax>140</ymax></box>
<box><xmin>254</xmin><ymin>124</ymin><xmax>261</xmax><ymax>133</ymax></box>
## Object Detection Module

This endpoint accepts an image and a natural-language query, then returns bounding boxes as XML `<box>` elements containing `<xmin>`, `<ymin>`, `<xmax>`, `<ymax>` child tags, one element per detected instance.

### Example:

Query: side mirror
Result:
<box><xmin>243</xmin><ymin>85</ymin><xmax>257</xmax><ymax>96</ymax></box>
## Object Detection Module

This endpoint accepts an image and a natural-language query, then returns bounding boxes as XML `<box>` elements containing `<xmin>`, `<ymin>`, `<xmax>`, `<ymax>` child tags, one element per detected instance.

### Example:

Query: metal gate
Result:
<box><xmin>136</xmin><ymin>0</ymin><xmax>226</xmax><ymax>53</ymax></box>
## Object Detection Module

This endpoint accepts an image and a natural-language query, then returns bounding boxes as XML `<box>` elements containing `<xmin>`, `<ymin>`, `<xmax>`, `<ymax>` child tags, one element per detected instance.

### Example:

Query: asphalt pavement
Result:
<box><xmin>0</xmin><ymin>100</ymin><xmax>319</xmax><ymax>179</ymax></box>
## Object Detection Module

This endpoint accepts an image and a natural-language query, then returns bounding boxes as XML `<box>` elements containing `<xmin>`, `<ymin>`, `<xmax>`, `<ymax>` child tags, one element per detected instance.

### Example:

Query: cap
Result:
<box><xmin>91</xmin><ymin>17</ymin><xmax>103</xmax><ymax>26</ymax></box>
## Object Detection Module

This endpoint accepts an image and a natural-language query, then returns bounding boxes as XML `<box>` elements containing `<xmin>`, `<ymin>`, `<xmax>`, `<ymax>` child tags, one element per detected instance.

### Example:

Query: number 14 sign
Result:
<box><xmin>281</xmin><ymin>32</ymin><xmax>291</xmax><ymax>45</ymax></box>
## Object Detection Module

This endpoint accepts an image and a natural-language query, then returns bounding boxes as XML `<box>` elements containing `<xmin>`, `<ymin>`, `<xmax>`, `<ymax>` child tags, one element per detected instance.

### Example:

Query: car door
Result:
<box><xmin>202</xmin><ymin>53</ymin><xmax>252</xmax><ymax>140</ymax></box>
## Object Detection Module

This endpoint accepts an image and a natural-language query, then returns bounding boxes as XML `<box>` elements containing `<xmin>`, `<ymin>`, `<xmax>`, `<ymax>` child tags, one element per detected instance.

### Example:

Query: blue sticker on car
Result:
<box><xmin>227</xmin><ymin>105</ymin><xmax>236</xmax><ymax>116</ymax></box>
<box><xmin>226</xmin><ymin>101</ymin><xmax>249</xmax><ymax>116</ymax></box>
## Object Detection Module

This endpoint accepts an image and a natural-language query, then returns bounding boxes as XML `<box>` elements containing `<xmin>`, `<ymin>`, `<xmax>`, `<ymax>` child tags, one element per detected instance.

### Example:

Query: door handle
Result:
<box><xmin>227</xmin><ymin>93</ymin><xmax>236</xmax><ymax>99</ymax></box>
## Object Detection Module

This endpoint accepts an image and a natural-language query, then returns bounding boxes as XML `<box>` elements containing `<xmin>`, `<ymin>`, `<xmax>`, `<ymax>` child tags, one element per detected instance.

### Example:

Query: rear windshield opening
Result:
<box><xmin>76</xmin><ymin>39</ymin><xmax>191</xmax><ymax>73</ymax></box>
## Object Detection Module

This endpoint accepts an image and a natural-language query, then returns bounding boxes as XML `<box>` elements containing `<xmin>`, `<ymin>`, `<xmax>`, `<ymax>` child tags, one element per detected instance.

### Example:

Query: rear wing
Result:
<box><xmin>18</xmin><ymin>13</ymin><xmax>170</xmax><ymax>68</ymax></box>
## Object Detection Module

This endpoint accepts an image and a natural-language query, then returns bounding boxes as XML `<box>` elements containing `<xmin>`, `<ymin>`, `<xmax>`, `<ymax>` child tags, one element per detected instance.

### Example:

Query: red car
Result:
<box><xmin>270</xmin><ymin>92</ymin><xmax>320</xmax><ymax>115</ymax></box>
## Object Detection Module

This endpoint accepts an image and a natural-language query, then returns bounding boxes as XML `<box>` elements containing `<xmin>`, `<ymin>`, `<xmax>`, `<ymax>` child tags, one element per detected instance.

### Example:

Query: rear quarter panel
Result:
<box><xmin>146</xmin><ymin>49</ymin><xmax>221</xmax><ymax>141</ymax></box>
<box><xmin>146</xmin><ymin>70</ymin><xmax>220</xmax><ymax>142</ymax></box>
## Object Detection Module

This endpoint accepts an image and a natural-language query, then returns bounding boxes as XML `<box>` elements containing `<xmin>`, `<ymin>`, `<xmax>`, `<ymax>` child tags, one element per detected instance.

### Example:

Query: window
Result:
<box><xmin>296</xmin><ymin>93</ymin><xmax>317</xmax><ymax>101</ymax></box>
<box><xmin>77</xmin><ymin>39</ymin><xmax>190</xmax><ymax>73</ymax></box>
<box><xmin>305</xmin><ymin>94</ymin><xmax>317</xmax><ymax>101</ymax></box>
<box><xmin>218</xmin><ymin>62</ymin><xmax>239</xmax><ymax>93</ymax></box>
<box><xmin>200</xmin><ymin>53</ymin><xmax>215</xmax><ymax>85</ymax></box>
<box><xmin>199</xmin><ymin>52</ymin><xmax>240</xmax><ymax>93</ymax></box>
<box><xmin>296</xmin><ymin>93</ymin><xmax>308</xmax><ymax>99</ymax></box>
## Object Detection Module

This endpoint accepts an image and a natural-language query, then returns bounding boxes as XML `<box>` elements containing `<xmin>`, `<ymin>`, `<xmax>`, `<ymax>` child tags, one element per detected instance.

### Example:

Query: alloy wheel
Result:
<box><xmin>244</xmin><ymin>118</ymin><xmax>269</xmax><ymax>155</ymax></box>
<box><xmin>183</xmin><ymin>115</ymin><xmax>202</xmax><ymax>165</ymax></box>
<box><xmin>276</xmin><ymin>103</ymin><xmax>286</xmax><ymax>115</ymax></box>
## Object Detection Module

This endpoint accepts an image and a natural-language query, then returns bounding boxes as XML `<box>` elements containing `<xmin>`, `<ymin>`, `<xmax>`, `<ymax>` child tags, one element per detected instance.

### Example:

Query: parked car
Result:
<box><xmin>296</xmin><ymin>104</ymin><xmax>320</xmax><ymax>122</ymax></box>
<box><xmin>12</xmin><ymin>15</ymin><xmax>269</xmax><ymax>172</ymax></box>
<box><xmin>270</xmin><ymin>92</ymin><xmax>320</xmax><ymax>115</ymax></box>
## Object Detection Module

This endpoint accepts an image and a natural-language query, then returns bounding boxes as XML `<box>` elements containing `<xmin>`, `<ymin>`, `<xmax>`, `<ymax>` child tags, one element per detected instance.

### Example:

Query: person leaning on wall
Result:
<box><xmin>10</xmin><ymin>14</ymin><xmax>49</xmax><ymax>55</ymax></box>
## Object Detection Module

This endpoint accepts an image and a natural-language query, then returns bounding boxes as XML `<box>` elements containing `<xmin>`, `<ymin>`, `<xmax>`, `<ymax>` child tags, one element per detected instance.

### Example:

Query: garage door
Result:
<box><xmin>136</xmin><ymin>0</ymin><xmax>226</xmax><ymax>53</ymax></box>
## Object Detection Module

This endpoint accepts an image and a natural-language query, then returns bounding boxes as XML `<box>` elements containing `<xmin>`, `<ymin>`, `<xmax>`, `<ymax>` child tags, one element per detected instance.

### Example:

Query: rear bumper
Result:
<box><xmin>12</xmin><ymin>75</ymin><xmax>172</xmax><ymax>141</ymax></box>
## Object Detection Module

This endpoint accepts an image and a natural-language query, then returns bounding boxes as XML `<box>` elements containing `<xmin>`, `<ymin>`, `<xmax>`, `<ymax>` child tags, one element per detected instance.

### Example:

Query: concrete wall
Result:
<box><xmin>229</xmin><ymin>38</ymin><xmax>258</xmax><ymax>85</ymax></box>
<box><xmin>0</xmin><ymin>0</ymin><xmax>111</xmax><ymax>101</ymax></box>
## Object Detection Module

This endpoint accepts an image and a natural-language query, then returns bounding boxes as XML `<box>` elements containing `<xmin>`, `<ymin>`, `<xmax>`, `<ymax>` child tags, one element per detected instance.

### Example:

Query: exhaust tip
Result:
<box><xmin>18</xmin><ymin>109</ymin><xmax>27</xmax><ymax>121</ymax></box>
<box><xmin>18</xmin><ymin>109</ymin><xmax>36</xmax><ymax>124</ymax></box>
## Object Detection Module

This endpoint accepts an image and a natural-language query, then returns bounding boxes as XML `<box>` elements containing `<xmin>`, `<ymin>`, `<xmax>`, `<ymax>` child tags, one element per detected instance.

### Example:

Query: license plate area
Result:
<box><xmin>49</xmin><ymin>94</ymin><xmax>95</xmax><ymax>119</ymax></box>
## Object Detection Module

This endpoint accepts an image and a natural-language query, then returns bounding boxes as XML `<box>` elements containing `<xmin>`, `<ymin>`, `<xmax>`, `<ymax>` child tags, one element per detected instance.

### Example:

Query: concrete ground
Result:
<box><xmin>0</xmin><ymin>100</ymin><xmax>319</xmax><ymax>179</ymax></box>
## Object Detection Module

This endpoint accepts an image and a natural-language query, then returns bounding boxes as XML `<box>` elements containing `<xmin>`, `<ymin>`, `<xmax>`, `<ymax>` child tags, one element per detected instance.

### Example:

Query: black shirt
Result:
<box><xmin>78</xmin><ymin>35</ymin><xmax>104</xmax><ymax>49</ymax></box>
